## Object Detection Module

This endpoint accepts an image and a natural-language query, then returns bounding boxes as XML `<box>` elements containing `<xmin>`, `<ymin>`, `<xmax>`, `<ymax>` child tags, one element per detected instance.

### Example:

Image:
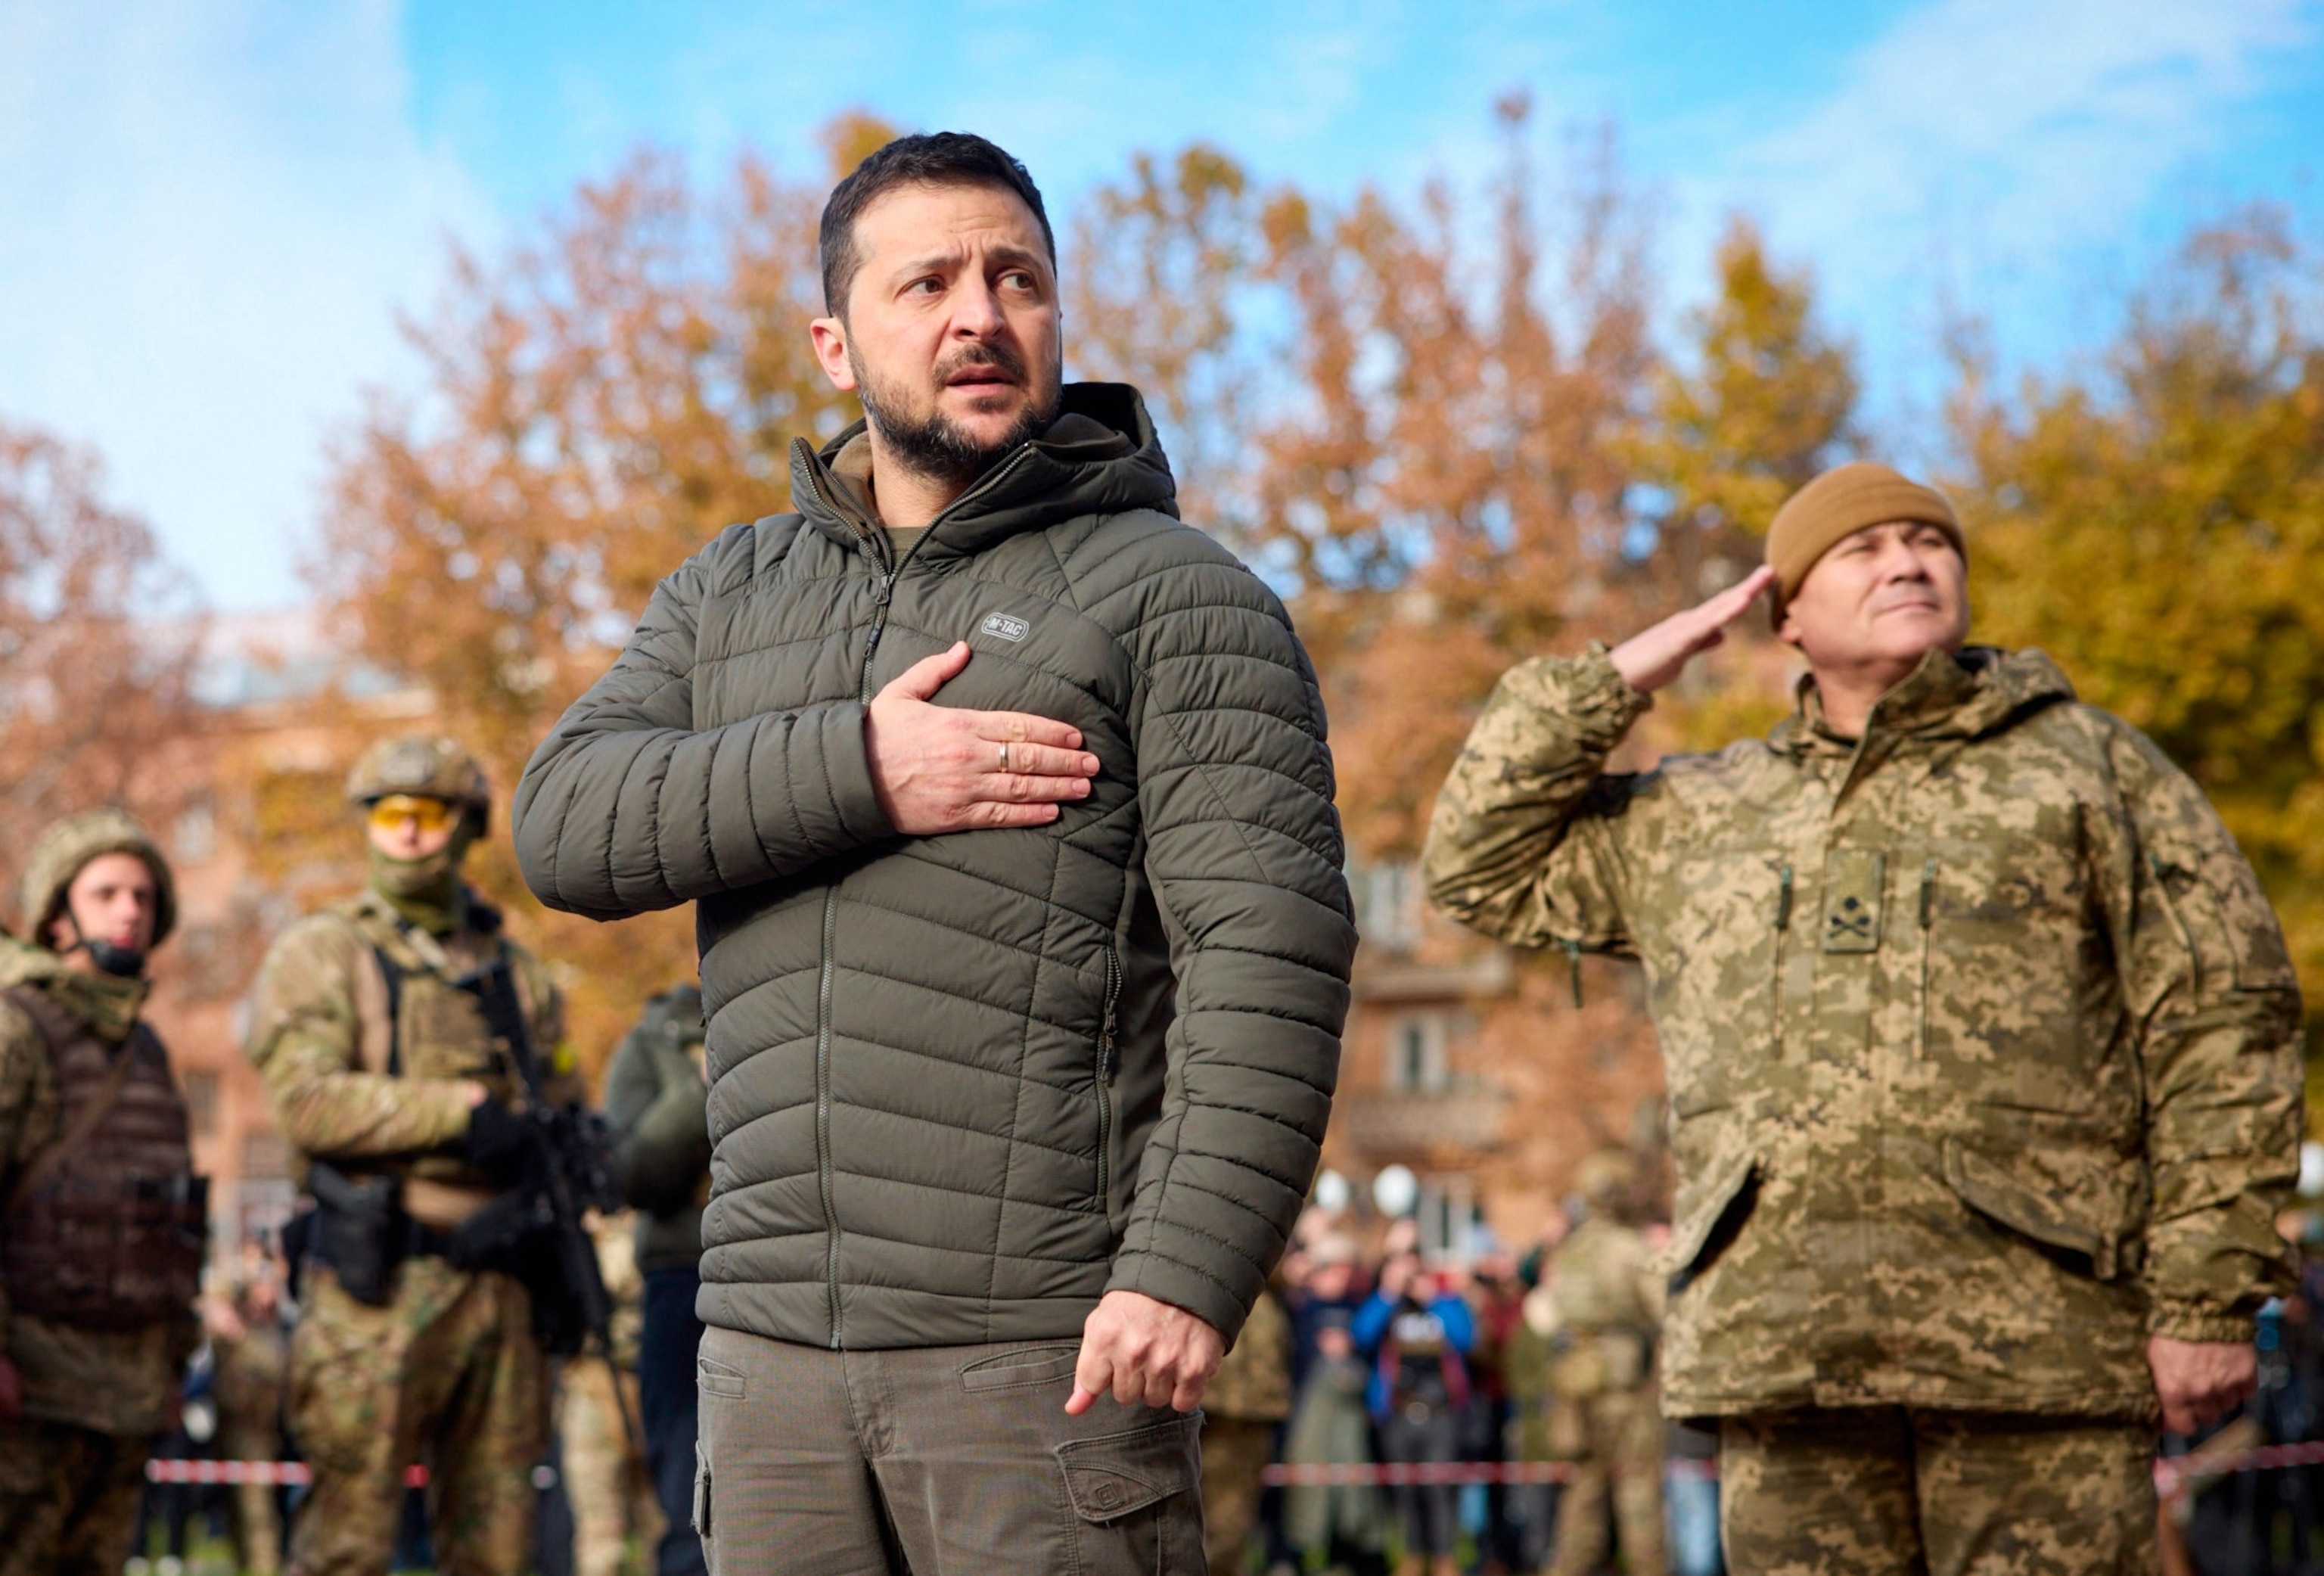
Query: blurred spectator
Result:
<box><xmin>1284</xmin><ymin>1310</ymin><xmax>1387</xmax><ymax>1576</ymax></box>
<box><xmin>1503</xmin><ymin>1276</ymin><xmax>1561</xmax><ymax>1574</ymax></box>
<box><xmin>1291</xmin><ymin>1235</ymin><xmax>1369</xmax><ymax>1391</ymax></box>
<box><xmin>210</xmin><ymin>1262</ymin><xmax>289</xmax><ymax>1576</ymax></box>
<box><xmin>603</xmin><ymin>981</ymin><xmax>711</xmax><ymax>1576</ymax></box>
<box><xmin>1203</xmin><ymin>1283</ymin><xmax>1294</xmax><ymax>1573</ymax></box>
<box><xmin>1467</xmin><ymin>1246</ymin><xmax>1527</xmax><ymax>1571</ymax></box>
<box><xmin>1356</xmin><ymin>1253</ymin><xmax>1475</xmax><ymax>1576</ymax></box>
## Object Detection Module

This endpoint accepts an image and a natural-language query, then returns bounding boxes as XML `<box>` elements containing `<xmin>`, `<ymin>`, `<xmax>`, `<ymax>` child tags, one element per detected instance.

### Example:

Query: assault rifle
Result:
<box><xmin>449</xmin><ymin>955</ymin><xmax>637</xmax><ymax>1449</ymax></box>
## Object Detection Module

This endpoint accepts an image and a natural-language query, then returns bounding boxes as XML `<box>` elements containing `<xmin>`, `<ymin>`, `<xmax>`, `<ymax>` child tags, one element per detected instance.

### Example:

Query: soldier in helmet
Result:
<box><xmin>0</xmin><ymin>810</ymin><xmax>206</xmax><ymax>1575</ymax></box>
<box><xmin>1537</xmin><ymin>1152</ymin><xmax>1666</xmax><ymax>1576</ymax></box>
<box><xmin>244</xmin><ymin>737</ymin><xmax>576</xmax><ymax>1576</ymax></box>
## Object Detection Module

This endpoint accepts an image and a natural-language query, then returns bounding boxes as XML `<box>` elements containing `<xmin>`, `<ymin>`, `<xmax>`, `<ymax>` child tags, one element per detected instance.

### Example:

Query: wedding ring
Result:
<box><xmin>999</xmin><ymin>741</ymin><xmax>1011</xmax><ymax>773</ymax></box>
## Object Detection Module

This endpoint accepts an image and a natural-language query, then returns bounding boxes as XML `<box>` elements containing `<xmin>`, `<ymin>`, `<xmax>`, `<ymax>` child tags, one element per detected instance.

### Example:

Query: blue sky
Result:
<box><xmin>2</xmin><ymin>0</ymin><xmax>2318</xmax><ymax>609</ymax></box>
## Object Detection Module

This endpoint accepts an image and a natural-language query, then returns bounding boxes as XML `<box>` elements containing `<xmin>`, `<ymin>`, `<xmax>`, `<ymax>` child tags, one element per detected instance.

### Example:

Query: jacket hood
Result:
<box><xmin>1776</xmin><ymin>645</ymin><xmax>2077</xmax><ymax>757</ymax></box>
<box><xmin>790</xmin><ymin>381</ymin><xmax>1179</xmax><ymax>563</ymax></box>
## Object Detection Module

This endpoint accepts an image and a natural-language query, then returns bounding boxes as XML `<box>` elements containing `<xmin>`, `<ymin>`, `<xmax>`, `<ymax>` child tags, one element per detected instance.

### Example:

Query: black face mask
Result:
<box><xmin>61</xmin><ymin>913</ymin><xmax>147</xmax><ymax>979</ymax></box>
<box><xmin>82</xmin><ymin>938</ymin><xmax>148</xmax><ymax>978</ymax></box>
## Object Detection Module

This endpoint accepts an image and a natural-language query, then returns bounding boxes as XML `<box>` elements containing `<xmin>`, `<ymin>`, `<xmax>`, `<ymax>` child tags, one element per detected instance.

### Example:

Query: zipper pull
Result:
<box><xmin>1919</xmin><ymin>859</ymin><xmax>1936</xmax><ymax>929</ymax></box>
<box><xmin>1561</xmin><ymin>938</ymin><xmax>1584</xmax><ymax>1009</ymax></box>
<box><xmin>1776</xmin><ymin>866</ymin><xmax>1794</xmax><ymax>931</ymax></box>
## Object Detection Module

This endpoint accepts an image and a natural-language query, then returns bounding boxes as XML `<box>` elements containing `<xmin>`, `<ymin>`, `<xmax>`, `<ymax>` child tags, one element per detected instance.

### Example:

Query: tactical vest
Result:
<box><xmin>1</xmin><ymin>984</ymin><xmax>207</xmax><ymax>1331</ymax></box>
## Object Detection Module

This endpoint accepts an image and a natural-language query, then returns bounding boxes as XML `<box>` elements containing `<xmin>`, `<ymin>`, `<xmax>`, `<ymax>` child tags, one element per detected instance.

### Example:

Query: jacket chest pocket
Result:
<box><xmin>1652</xmin><ymin>852</ymin><xmax>1791</xmax><ymax>1117</ymax></box>
<box><xmin>1917</xmin><ymin>837</ymin><xmax>2117</xmax><ymax>1115</ymax></box>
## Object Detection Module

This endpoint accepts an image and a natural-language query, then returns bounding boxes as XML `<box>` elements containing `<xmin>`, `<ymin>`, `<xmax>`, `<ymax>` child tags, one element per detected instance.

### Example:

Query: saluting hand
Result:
<box><xmin>1607</xmin><ymin>566</ymin><xmax>1776</xmax><ymax>695</ymax></box>
<box><xmin>865</xmin><ymin>642</ymin><xmax>1100</xmax><ymax>835</ymax></box>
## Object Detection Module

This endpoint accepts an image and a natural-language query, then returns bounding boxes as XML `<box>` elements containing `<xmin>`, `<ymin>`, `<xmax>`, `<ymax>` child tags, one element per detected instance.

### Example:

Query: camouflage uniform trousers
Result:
<box><xmin>1201</xmin><ymin>1414</ymin><xmax>1275</xmax><ymax>1573</ymax></box>
<box><xmin>286</xmin><ymin>1257</ymin><xmax>546</xmax><ymax>1576</ymax></box>
<box><xmin>1719</xmin><ymin>1408</ymin><xmax>2158</xmax><ymax>1576</ymax></box>
<box><xmin>219</xmin><ymin>1425</ymin><xmax>287</xmax><ymax>1576</ymax></box>
<box><xmin>559</xmin><ymin>1357</ymin><xmax>663</xmax><ymax>1576</ymax></box>
<box><xmin>0</xmin><ymin>1416</ymin><xmax>149</xmax><ymax>1576</ymax></box>
<box><xmin>1549</xmin><ymin>1386</ymin><xmax>1666</xmax><ymax>1576</ymax></box>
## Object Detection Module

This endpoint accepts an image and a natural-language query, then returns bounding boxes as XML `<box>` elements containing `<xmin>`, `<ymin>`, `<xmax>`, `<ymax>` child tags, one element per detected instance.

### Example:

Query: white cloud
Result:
<box><xmin>1690</xmin><ymin>0</ymin><xmax>2312</xmax><ymax>390</ymax></box>
<box><xmin>0</xmin><ymin>0</ymin><xmax>491</xmax><ymax>609</ymax></box>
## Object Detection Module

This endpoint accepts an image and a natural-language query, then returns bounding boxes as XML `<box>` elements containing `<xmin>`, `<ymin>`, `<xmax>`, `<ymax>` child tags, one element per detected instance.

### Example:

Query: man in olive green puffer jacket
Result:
<box><xmin>516</xmin><ymin>132</ymin><xmax>1354</xmax><ymax>1573</ymax></box>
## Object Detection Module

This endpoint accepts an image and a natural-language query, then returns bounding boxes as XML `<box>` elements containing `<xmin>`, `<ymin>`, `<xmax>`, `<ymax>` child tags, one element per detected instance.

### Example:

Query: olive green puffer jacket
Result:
<box><xmin>515</xmin><ymin>384</ymin><xmax>1355</xmax><ymax>1349</ymax></box>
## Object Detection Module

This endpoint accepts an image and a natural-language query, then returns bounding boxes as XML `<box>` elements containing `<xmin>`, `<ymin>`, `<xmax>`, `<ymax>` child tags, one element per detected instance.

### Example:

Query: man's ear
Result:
<box><xmin>1775</xmin><ymin>606</ymin><xmax>1804</xmax><ymax>651</ymax></box>
<box><xmin>809</xmin><ymin>315</ymin><xmax>857</xmax><ymax>393</ymax></box>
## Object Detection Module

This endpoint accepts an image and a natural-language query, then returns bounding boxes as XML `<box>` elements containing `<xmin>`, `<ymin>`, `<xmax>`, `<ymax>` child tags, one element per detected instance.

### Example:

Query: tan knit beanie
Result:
<box><xmin>1765</xmin><ymin>462</ymin><xmax>1964</xmax><ymax>620</ymax></box>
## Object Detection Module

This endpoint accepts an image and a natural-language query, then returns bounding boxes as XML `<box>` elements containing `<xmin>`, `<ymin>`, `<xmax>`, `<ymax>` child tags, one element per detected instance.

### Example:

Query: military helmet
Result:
<box><xmin>1573</xmin><ymin>1150</ymin><xmax>1636</xmax><ymax>1214</ymax></box>
<box><xmin>345</xmin><ymin>736</ymin><xmax>492</xmax><ymax>835</ymax></box>
<box><xmin>17</xmin><ymin>807</ymin><xmax>178</xmax><ymax>950</ymax></box>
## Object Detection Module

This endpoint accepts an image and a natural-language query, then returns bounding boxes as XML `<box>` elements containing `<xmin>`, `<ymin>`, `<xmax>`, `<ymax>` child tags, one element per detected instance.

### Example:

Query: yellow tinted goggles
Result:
<box><xmin>366</xmin><ymin>794</ymin><xmax>459</xmax><ymax>836</ymax></box>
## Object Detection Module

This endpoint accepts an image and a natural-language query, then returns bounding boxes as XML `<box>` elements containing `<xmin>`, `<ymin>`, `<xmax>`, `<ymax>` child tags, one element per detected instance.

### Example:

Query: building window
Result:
<box><xmin>1351</xmin><ymin>861</ymin><xmax>1423</xmax><ymax>953</ymax></box>
<box><xmin>1387</xmin><ymin>1012</ymin><xmax>1450</xmax><ymax>1093</ymax></box>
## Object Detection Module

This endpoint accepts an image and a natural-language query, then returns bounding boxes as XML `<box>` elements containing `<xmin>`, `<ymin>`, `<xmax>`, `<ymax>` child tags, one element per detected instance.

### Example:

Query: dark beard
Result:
<box><xmin>853</xmin><ymin>343</ymin><xmax>1058</xmax><ymax>489</ymax></box>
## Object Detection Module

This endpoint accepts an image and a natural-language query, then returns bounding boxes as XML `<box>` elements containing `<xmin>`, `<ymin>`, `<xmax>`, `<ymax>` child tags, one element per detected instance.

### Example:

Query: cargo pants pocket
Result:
<box><xmin>692</xmin><ymin>1439</ymin><xmax>712</xmax><ymax>1540</ymax></box>
<box><xmin>1057</xmin><ymin>1413</ymin><xmax>1203</xmax><ymax>1574</ymax></box>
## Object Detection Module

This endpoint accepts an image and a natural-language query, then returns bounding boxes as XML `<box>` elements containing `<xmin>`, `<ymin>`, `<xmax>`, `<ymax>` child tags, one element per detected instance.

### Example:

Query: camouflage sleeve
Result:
<box><xmin>2100</xmin><ymin>717</ymin><xmax>2304</xmax><ymax>1341</ymax></box>
<box><xmin>244</xmin><ymin>915</ymin><xmax>473</xmax><ymax>1161</ymax></box>
<box><xmin>1422</xmin><ymin>643</ymin><xmax>1654</xmax><ymax>952</ymax></box>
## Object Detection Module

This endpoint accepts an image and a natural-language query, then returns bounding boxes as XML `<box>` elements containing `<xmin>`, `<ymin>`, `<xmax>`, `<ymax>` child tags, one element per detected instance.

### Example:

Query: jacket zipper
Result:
<box><xmin>1095</xmin><ymin>943</ymin><xmax>1123</xmax><ymax>1211</ymax></box>
<box><xmin>797</xmin><ymin>438</ymin><xmax>1038</xmax><ymax>1349</ymax></box>
<box><xmin>807</xmin><ymin>472</ymin><xmax>896</xmax><ymax>1353</ymax></box>
<box><xmin>1772</xmin><ymin>863</ymin><xmax>1794</xmax><ymax>1052</ymax></box>
<box><xmin>1914</xmin><ymin>858</ymin><xmax>1936</xmax><ymax>1058</ymax></box>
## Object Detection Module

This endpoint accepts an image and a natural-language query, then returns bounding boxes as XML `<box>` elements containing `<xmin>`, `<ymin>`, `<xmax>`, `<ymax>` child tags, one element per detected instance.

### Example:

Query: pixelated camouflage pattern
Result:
<box><xmin>1718</xmin><ymin>1407</ymin><xmax>2158</xmax><ymax>1576</ymax></box>
<box><xmin>244</xmin><ymin>888</ymin><xmax>570</xmax><ymax>1188</ymax></box>
<box><xmin>287</xmin><ymin>1258</ymin><xmax>546</xmax><ymax>1576</ymax></box>
<box><xmin>1425</xmin><ymin>643</ymin><xmax>2303</xmax><ymax>1420</ymax></box>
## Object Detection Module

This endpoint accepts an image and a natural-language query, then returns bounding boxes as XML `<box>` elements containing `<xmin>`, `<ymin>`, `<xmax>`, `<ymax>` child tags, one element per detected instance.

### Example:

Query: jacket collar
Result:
<box><xmin>1772</xmin><ymin>645</ymin><xmax>2077</xmax><ymax>763</ymax></box>
<box><xmin>788</xmin><ymin>381</ymin><xmax>1178</xmax><ymax>569</ymax></box>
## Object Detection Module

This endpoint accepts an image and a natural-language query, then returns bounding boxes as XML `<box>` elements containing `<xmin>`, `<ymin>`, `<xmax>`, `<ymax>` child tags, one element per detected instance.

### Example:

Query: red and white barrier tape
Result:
<box><xmin>148</xmin><ymin>1442</ymin><xmax>2324</xmax><ymax>1494</ymax></box>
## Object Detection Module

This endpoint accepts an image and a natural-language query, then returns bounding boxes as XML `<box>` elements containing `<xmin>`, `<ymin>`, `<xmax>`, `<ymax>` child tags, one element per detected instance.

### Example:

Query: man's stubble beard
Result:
<box><xmin>852</xmin><ymin>341</ymin><xmax>1061</xmax><ymax>491</ymax></box>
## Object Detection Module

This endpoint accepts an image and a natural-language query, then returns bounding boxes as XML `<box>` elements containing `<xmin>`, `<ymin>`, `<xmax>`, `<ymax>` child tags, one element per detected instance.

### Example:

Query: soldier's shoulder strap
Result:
<box><xmin>2</xmin><ymin>984</ymin><xmax>141</xmax><ymax>1211</ymax></box>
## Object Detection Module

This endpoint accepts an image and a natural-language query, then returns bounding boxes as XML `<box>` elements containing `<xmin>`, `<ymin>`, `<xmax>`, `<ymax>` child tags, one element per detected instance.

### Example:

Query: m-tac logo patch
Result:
<box><xmin>979</xmin><ymin>613</ymin><xmax>1030</xmax><ymax>643</ymax></box>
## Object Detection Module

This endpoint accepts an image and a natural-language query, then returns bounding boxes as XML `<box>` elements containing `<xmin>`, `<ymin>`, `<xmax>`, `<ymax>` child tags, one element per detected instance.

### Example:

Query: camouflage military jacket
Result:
<box><xmin>244</xmin><ymin>889</ymin><xmax>570</xmax><ymax>1205</ymax></box>
<box><xmin>1538</xmin><ymin>1217</ymin><xmax>1664</xmax><ymax>1400</ymax></box>
<box><xmin>1425</xmin><ymin>645</ymin><xmax>2303</xmax><ymax>1420</ymax></box>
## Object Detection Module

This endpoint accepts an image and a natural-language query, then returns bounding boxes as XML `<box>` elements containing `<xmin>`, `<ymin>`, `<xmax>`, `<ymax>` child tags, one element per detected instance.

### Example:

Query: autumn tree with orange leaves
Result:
<box><xmin>0</xmin><ymin>420</ymin><xmax>207</xmax><ymax>906</ymax></box>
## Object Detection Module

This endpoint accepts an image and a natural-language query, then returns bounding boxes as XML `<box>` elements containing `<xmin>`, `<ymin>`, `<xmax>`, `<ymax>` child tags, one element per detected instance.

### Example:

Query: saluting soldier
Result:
<box><xmin>1426</xmin><ymin>463</ymin><xmax>2304</xmax><ymax>1573</ymax></box>
<box><xmin>245</xmin><ymin>737</ymin><xmax>577</xmax><ymax>1576</ymax></box>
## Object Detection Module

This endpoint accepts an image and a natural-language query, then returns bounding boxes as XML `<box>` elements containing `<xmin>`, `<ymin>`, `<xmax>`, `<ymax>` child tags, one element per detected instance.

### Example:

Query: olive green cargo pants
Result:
<box><xmin>694</xmin><ymin>1324</ymin><xmax>1206</xmax><ymax>1574</ymax></box>
<box><xmin>1719</xmin><ymin>1408</ymin><xmax>2158</xmax><ymax>1576</ymax></box>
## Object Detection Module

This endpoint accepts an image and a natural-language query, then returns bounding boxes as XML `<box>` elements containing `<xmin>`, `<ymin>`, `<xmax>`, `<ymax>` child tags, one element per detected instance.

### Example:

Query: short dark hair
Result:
<box><xmin>818</xmin><ymin>132</ymin><xmax>1056</xmax><ymax>317</ymax></box>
